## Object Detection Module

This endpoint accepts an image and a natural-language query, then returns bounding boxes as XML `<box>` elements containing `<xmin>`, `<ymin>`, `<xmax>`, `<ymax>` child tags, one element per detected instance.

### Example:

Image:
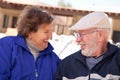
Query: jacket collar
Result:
<box><xmin>73</xmin><ymin>42</ymin><xmax>119</xmax><ymax>63</ymax></box>
<box><xmin>14</xmin><ymin>35</ymin><xmax>54</xmax><ymax>55</ymax></box>
<box><xmin>72</xmin><ymin>50</ymin><xmax>86</xmax><ymax>63</ymax></box>
<box><xmin>103</xmin><ymin>42</ymin><xmax>118</xmax><ymax>58</ymax></box>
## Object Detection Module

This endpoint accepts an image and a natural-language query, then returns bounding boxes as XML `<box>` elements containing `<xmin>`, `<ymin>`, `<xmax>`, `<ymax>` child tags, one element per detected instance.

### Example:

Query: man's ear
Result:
<box><xmin>98</xmin><ymin>30</ymin><xmax>106</xmax><ymax>42</ymax></box>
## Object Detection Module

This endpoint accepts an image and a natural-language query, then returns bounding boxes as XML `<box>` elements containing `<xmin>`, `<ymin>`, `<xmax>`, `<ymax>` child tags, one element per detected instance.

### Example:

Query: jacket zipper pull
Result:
<box><xmin>35</xmin><ymin>69</ymin><xmax>38</xmax><ymax>77</ymax></box>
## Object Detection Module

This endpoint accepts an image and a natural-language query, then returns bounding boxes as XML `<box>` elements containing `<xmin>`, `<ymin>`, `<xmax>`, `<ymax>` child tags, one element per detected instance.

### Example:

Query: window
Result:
<box><xmin>57</xmin><ymin>25</ymin><xmax>64</xmax><ymax>35</ymax></box>
<box><xmin>112</xmin><ymin>31</ymin><xmax>120</xmax><ymax>43</ymax></box>
<box><xmin>3</xmin><ymin>15</ymin><xmax>9</xmax><ymax>28</ymax></box>
<box><xmin>11</xmin><ymin>16</ymin><xmax>17</xmax><ymax>28</ymax></box>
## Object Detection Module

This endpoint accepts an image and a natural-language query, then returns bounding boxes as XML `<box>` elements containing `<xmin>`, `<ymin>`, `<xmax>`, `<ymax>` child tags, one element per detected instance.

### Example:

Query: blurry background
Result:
<box><xmin>0</xmin><ymin>0</ymin><xmax>120</xmax><ymax>59</ymax></box>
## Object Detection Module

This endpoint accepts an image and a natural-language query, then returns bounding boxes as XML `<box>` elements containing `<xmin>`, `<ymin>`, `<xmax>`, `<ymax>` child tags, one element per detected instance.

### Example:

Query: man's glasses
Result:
<box><xmin>74</xmin><ymin>30</ymin><xmax>98</xmax><ymax>38</ymax></box>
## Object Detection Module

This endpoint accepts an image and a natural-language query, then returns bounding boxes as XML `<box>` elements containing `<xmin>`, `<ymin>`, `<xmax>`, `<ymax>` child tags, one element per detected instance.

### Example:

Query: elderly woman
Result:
<box><xmin>0</xmin><ymin>6</ymin><xmax>60</xmax><ymax>80</ymax></box>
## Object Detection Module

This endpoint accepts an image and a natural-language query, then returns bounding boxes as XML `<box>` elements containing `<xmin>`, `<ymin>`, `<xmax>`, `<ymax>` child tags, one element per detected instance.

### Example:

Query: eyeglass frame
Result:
<box><xmin>74</xmin><ymin>30</ymin><xmax>98</xmax><ymax>38</ymax></box>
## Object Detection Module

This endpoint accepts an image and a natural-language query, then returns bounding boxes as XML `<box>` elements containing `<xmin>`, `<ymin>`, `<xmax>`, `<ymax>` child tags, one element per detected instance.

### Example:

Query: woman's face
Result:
<box><xmin>28</xmin><ymin>23</ymin><xmax>53</xmax><ymax>51</ymax></box>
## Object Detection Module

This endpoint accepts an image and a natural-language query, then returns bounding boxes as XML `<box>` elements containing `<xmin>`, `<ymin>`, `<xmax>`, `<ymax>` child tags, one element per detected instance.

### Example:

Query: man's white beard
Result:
<box><xmin>81</xmin><ymin>43</ymin><xmax>97</xmax><ymax>57</ymax></box>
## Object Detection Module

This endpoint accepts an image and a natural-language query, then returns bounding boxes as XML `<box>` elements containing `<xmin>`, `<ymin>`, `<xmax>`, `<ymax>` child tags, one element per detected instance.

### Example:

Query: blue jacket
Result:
<box><xmin>0</xmin><ymin>35</ymin><xmax>60</xmax><ymax>80</ymax></box>
<box><xmin>55</xmin><ymin>43</ymin><xmax>120</xmax><ymax>80</ymax></box>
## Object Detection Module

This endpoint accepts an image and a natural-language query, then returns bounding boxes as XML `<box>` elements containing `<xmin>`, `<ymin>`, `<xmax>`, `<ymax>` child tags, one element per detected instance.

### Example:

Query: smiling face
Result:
<box><xmin>27</xmin><ymin>23</ymin><xmax>53</xmax><ymax>51</ymax></box>
<box><xmin>76</xmin><ymin>28</ymin><xmax>99</xmax><ymax>57</ymax></box>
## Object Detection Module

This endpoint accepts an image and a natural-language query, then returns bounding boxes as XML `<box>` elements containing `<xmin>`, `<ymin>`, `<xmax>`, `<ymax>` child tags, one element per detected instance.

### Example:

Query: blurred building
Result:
<box><xmin>0</xmin><ymin>0</ymin><xmax>120</xmax><ymax>43</ymax></box>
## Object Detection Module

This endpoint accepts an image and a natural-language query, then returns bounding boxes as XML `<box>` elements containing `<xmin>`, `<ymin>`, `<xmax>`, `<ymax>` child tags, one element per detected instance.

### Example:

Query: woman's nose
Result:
<box><xmin>48</xmin><ymin>33</ymin><xmax>52</xmax><ymax>40</ymax></box>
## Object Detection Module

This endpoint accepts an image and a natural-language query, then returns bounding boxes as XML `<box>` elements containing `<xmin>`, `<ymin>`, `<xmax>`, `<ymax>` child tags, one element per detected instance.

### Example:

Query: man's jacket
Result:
<box><xmin>55</xmin><ymin>43</ymin><xmax>120</xmax><ymax>80</ymax></box>
<box><xmin>0</xmin><ymin>35</ymin><xmax>60</xmax><ymax>80</ymax></box>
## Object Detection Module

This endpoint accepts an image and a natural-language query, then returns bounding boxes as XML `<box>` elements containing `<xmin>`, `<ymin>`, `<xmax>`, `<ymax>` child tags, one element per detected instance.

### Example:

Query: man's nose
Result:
<box><xmin>76</xmin><ymin>37</ymin><xmax>82</xmax><ymax>42</ymax></box>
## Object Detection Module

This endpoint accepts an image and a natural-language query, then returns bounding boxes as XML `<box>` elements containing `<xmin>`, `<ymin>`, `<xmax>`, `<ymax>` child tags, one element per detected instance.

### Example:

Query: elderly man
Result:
<box><xmin>55</xmin><ymin>12</ymin><xmax>120</xmax><ymax>80</ymax></box>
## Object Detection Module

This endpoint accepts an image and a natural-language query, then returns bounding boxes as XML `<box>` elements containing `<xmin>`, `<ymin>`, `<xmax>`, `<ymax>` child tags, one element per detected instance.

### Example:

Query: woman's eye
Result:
<box><xmin>44</xmin><ymin>31</ymin><xmax>48</xmax><ymax>33</ymax></box>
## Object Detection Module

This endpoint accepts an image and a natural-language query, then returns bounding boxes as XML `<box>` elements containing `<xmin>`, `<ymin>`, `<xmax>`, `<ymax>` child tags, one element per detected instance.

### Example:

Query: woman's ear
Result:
<box><xmin>27</xmin><ymin>32</ymin><xmax>32</xmax><ymax>39</ymax></box>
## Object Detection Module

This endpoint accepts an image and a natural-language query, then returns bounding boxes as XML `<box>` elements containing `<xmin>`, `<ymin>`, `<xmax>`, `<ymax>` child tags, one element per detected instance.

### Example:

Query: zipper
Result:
<box><xmin>35</xmin><ymin>69</ymin><xmax>38</xmax><ymax>78</ymax></box>
<box><xmin>34</xmin><ymin>57</ymin><xmax>38</xmax><ymax>79</ymax></box>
